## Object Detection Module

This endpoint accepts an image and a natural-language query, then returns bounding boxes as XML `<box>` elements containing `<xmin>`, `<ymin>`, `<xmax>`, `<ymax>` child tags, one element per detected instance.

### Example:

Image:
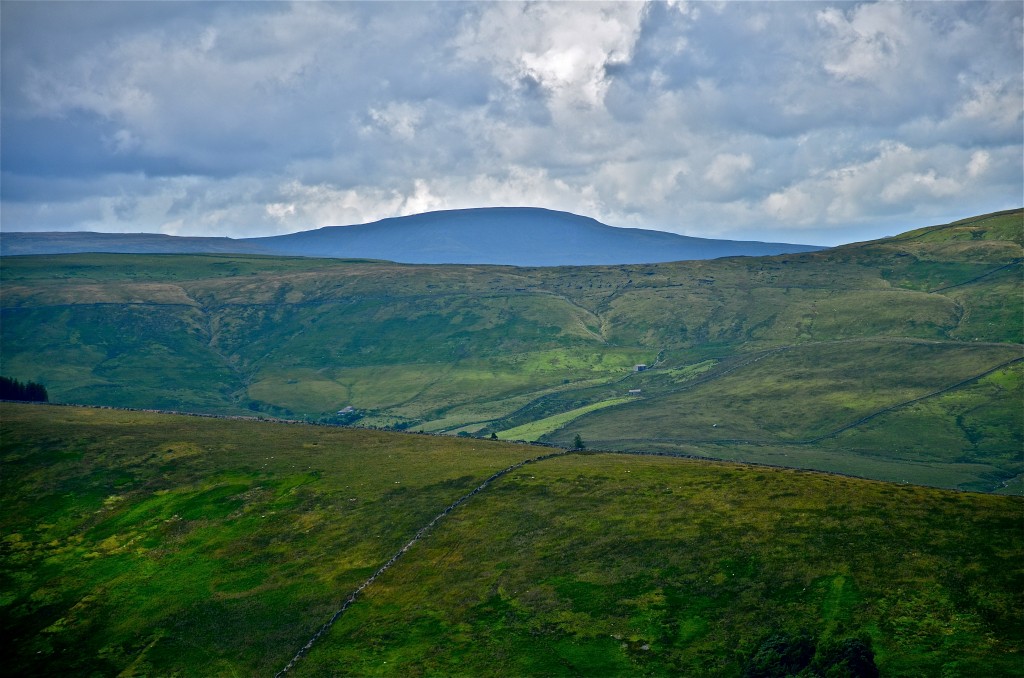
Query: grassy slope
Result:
<box><xmin>544</xmin><ymin>343</ymin><xmax>1023</xmax><ymax>492</ymax></box>
<box><xmin>300</xmin><ymin>454</ymin><xmax>1023</xmax><ymax>678</ymax></box>
<box><xmin>496</xmin><ymin>397</ymin><xmax>632</xmax><ymax>441</ymax></box>
<box><xmin>1</xmin><ymin>210</ymin><xmax>1021</xmax><ymax>489</ymax></box>
<box><xmin>535</xmin><ymin>210</ymin><xmax>1024</xmax><ymax>491</ymax></box>
<box><xmin>0</xmin><ymin>403</ymin><xmax>538</xmax><ymax>676</ymax></box>
<box><xmin>1</xmin><ymin>256</ymin><xmax>653</xmax><ymax>423</ymax></box>
<box><xmin>4</xmin><ymin>404</ymin><xmax>1019</xmax><ymax>676</ymax></box>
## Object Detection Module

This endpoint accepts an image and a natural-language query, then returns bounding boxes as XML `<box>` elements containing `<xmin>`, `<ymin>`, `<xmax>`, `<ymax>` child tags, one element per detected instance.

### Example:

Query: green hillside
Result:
<box><xmin>2</xmin><ymin>209</ymin><xmax>1021</xmax><ymax>491</ymax></box>
<box><xmin>2</xmin><ymin>404</ymin><xmax>1021</xmax><ymax>676</ymax></box>
<box><xmin>0</xmin><ymin>404</ymin><xmax>540</xmax><ymax>676</ymax></box>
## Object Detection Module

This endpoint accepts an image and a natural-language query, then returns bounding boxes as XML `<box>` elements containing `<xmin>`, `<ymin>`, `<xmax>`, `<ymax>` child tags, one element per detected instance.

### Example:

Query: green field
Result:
<box><xmin>2</xmin><ymin>404</ymin><xmax>1021</xmax><ymax>676</ymax></box>
<box><xmin>300</xmin><ymin>454</ymin><xmax>1023</xmax><ymax>677</ymax></box>
<box><xmin>544</xmin><ymin>342</ymin><xmax>1023</xmax><ymax>492</ymax></box>
<box><xmin>2</xmin><ymin>209</ymin><xmax>1021</xmax><ymax>490</ymax></box>
<box><xmin>0</xmin><ymin>404</ymin><xmax>540</xmax><ymax>676</ymax></box>
<box><xmin>497</xmin><ymin>397</ymin><xmax>632</xmax><ymax>441</ymax></box>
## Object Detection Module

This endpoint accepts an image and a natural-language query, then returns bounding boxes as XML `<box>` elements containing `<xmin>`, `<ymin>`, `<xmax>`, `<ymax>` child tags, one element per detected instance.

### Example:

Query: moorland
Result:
<box><xmin>1</xmin><ymin>208</ymin><xmax>1022</xmax><ymax>676</ymax></box>
<box><xmin>2</xmin><ymin>403</ymin><xmax>1021</xmax><ymax>676</ymax></box>
<box><xmin>2</xmin><ymin>209</ymin><xmax>1021</xmax><ymax>492</ymax></box>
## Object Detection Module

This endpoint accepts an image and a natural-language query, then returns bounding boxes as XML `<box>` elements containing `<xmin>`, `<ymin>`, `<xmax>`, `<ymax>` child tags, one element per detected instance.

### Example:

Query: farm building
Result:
<box><xmin>634</xmin><ymin>364</ymin><xmax>647</xmax><ymax>372</ymax></box>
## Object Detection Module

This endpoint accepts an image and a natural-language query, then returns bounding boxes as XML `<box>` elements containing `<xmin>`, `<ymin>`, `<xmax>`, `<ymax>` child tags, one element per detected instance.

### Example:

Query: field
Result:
<box><xmin>1</xmin><ymin>209</ymin><xmax>1021</xmax><ymax>491</ymax></box>
<box><xmin>496</xmin><ymin>397</ymin><xmax>632</xmax><ymax>441</ymax></box>
<box><xmin>300</xmin><ymin>454</ymin><xmax>1023</xmax><ymax>677</ymax></box>
<box><xmin>544</xmin><ymin>343</ymin><xmax>1023</xmax><ymax>493</ymax></box>
<box><xmin>0</xmin><ymin>403</ymin><xmax>540</xmax><ymax>676</ymax></box>
<box><xmin>2</xmin><ymin>403</ymin><xmax>1021</xmax><ymax>676</ymax></box>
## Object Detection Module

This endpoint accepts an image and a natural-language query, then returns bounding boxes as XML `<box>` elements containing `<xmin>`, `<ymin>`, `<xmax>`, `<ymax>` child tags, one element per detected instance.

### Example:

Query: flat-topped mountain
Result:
<box><xmin>240</xmin><ymin>207</ymin><xmax>825</xmax><ymax>265</ymax></box>
<box><xmin>1</xmin><ymin>207</ymin><xmax>823</xmax><ymax>264</ymax></box>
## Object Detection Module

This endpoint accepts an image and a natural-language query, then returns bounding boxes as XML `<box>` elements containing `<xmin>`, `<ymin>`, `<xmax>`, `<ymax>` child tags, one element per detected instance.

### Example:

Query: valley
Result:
<box><xmin>2</xmin><ymin>209</ymin><xmax>1021</xmax><ymax>492</ymax></box>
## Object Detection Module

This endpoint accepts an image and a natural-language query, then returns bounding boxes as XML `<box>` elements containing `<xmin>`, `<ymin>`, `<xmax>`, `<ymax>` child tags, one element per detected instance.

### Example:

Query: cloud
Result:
<box><xmin>368</xmin><ymin>102</ymin><xmax>425</xmax><ymax>141</ymax></box>
<box><xmin>1</xmin><ymin>1</ymin><xmax>1020</xmax><ymax>245</ymax></box>
<box><xmin>756</xmin><ymin>141</ymin><xmax>1015</xmax><ymax>233</ymax></box>
<box><xmin>967</xmin><ymin>150</ymin><xmax>990</xmax><ymax>179</ymax></box>
<box><xmin>817</xmin><ymin>3</ymin><xmax>913</xmax><ymax>83</ymax></box>
<box><xmin>455</xmin><ymin>2</ymin><xmax>648</xmax><ymax>113</ymax></box>
<box><xmin>704</xmin><ymin>153</ymin><xmax>754</xmax><ymax>196</ymax></box>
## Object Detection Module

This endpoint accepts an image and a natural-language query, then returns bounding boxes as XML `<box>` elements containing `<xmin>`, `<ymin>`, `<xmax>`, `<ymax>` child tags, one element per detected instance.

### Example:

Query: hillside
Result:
<box><xmin>2</xmin><ymin>404</ymin><xmax>1021</xmax><ymax>676</ymax></box>
<box><xmin>0</xmin><ymin>231</ymin><xmax>272</xmax><ymax>256</ymax></box>
<box><xmin>1</xmin><ymin>209</ymin><xmax>1021</xmax><ymax>492</ymax></box>
<box><xmin>0</xmin><ymin>207</ymin><xmax>823</xmax><ymax>265</ymax></box>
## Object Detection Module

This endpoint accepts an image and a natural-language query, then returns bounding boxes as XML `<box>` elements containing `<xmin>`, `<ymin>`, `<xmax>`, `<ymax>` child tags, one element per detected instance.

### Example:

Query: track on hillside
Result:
<box><xmin>275</xmin><ymin>449</ymin><xmax>571</xmax><ymax>676</ymax></box>
<box><xmin>579</xmin><ymin>353</ymin><xmax>1023</xmax><ymax>450</ymax></box>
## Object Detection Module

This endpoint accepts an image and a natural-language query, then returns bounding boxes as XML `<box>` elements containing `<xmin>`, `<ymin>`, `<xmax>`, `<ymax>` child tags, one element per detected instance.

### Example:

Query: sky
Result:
<box><xmin>1</xmin><ymin>1</ymin><xmax>1021</xmax><ymax>246</ymax></box>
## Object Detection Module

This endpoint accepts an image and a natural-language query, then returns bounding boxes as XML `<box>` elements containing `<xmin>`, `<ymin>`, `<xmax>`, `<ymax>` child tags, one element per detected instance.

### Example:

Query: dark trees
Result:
<box><xmin>0</xmin><ymin>377</ymin><xmax>48</xmax><ymax>402</ymax></box>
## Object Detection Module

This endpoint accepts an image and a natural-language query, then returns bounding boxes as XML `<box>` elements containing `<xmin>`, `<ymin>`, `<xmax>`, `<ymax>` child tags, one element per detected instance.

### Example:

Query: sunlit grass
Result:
<box><xmin>0</xmin><ymin>403</ymin><xmax>539</xmax><ymax>676</ymax></box>
<box><xmin>497</xmin><ymin>397</ymin><xmax>633</xmax><ymax>441</ymax></box>
<box><xmin>545</xmin><ymin>340</ymin><xmax>1023</xmax><ymax>491</ymax></box>
<box><xmin>4</xmin><ymin>403</ymin><xmax>1022</xmax><ymax>676</ymax></box>
<box><xmin>298</xmin><ymin>453</ymin><xmax>1024</xmax><ymax>677</ymax></box>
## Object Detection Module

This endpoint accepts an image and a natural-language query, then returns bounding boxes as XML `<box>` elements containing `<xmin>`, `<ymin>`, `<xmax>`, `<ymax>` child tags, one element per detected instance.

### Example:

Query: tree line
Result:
<box><xmin>0</xmin><ymin>377</ymin><xmax>48</xmax><ymax>402</ymax></box>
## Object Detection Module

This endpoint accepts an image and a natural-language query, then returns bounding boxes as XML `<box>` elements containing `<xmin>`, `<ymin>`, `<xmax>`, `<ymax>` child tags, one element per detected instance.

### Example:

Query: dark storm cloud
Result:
<box><xmin>1</xmin><ymin>1</ymin><xmax>1020</xmax><ymax>243</ymax></box>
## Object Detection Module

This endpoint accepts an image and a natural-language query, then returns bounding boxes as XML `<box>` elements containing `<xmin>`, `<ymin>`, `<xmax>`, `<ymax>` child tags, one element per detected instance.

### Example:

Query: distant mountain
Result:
<box><xmin>241</xmin><ymin>208</ymin><xmax>825</xmax><ymax>265</ymax></box>
<box><xmin>0</xmin><ymin>207</ymin><xmax>823</xmax><ymax>264</ymax></box>
<box><xmin>0</xmin><ymin>231</ymin><xmax>271</xmax><ymax>257</ymax></box>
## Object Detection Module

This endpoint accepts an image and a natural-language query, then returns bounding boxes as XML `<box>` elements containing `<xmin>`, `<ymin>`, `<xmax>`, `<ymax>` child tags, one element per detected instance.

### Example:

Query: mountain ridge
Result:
<box><xmin>0</xmin><ymin>206</ymin><xmax>824</xmax><ymax>265</ymax></box>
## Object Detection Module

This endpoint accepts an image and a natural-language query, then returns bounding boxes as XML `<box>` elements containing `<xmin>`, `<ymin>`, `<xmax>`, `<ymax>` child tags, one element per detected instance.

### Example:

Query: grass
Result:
<box><xmin>819</xmin><ymin>361</ymin><xmax>1024</xmax><ymax>492</ymax></box>
<box><xmin>543</xmin><ymin>340</ymin><xmax>1023</xmax><ymax>492</ymax></box>
<box><xmin>3</xmin><ymin>403</ymin><xmax>1022</xmax><ymax>676</ymax></box>
<box><xmin>496</xmin><ymin>397</ymin><xmax>633</xmax><ymax>441</ymax></box>
<box><xmin>295</xmin><ymin>453</ymin><xmax>1024</xmax><ymax>677</ymax></box>
<box><xmin>0</xmin><ymin>403</ymin><xmax>539</xmax><ymax>676</ymax></box>
<box><xmin>612</xmin><ymin>441</ymin><xmax>1015</xmax><ymax>492</ymax></box>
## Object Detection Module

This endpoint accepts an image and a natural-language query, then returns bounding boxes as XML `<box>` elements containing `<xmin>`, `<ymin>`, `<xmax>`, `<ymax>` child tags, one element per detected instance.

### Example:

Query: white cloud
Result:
<box><xmin>17</xmin><ymin>4</ymin><xmax>359</xmax><ymax>168</ymax></box>
<box><xmin>265</xmin><ymin>202</ymin><xmax>296</xmax><ymax>220</ymax></box>
<box><xmin>263</xmin><ymin>181</ymin><xmax>407</xmax><ymax>230</ymax></box>
<box><xmin>455</xmin><ymin>2</ymin><xmax>648</xmax><ymax>115</ymax></box>
<box><xmin>704</xmin><ymin>153</ymin><xmax>754</xmax><ymax>191</ymax></box>
<box><xmin>817</xmin><ymin>3</ymin><xmax>912</xmax><ymax>83</ymax></box>
<box><xmin>399</xmin><ymin>179</ymin><xmax>446</xmax><ymax>216</ymax></box>
<box><xmin>762</xmin><ymin>186</ymin><xmax>820</xmax><ymax>226</ymax></box>
<box><xmin>879</xmin><ymin>170</ymin><xmax>960</xmax><ymax>204</ymax></box>
<box><xmin>744</xmin><ymin>12</ymin><xmax>769</xmax><ymax>34</ymax></box>
<box><xmin>954</xmin><ymin>78</ymin><xmax>1023</xmax><ymax>133</ymax></box>
<box><xmin>105</xmin><ymin>129</ymin><xmax>142</xmax><ymax>155</ymax></box>
<box><xmin>967</xmin><ymin>150</ymin><xmax>990</xmax><ymax>179</ymax></box>
<box><xmin>753</xmin><ymin>141</ymin><xmax>1008</xmax><ymax>233</ymax></box>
